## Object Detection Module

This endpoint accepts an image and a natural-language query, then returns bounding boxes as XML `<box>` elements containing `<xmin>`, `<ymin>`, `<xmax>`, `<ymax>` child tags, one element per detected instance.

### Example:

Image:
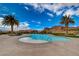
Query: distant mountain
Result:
<box><xmin>42</xmin><ymin>26</ymin><xmax>79</xmax><ymax>33</ymax></box>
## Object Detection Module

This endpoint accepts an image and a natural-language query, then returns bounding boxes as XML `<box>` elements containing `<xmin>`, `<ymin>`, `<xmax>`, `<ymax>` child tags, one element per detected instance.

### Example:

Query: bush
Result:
<box><xmin>15</xmin><ymin>32</ymin><xmax>22</xmax><ymax>36</ymax></box>
<box><xmin>0</xmin><ymin>31</ymin><xmax>11</xmax><ymax>35</ymax></box>
<box><xmin>52</xmin><ymin>33</ymin><xmax>65</xmax><ymax>36</ymax></box>
<box><xmin>8</xmin><ymin>32</ymin><xmax>22</xmax><ymax>36</ymax></box>
<box><xmin>66</xmin><ymin>35</ymin><xmax>79</xmax><ymax>38</ymax></box>
<box><xmin>67</xmin><ymin>33</ymin><xmax>75</xmax><ymax>36</ymax></box>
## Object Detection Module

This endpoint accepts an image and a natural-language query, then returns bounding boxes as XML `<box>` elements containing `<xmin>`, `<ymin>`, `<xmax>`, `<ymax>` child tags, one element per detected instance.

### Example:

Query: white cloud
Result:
<box><xmin>15</xmin><ymin>22</ymin><xmax>30</xmax><ymax>31</ymax></box>
<box><xmin>31</xmin><ymin>20</ymin><xmax>41</xmax><ymax>25</ymax></box>
<box><xmin>0</xmin><ymin>19</ymin><xmax>30</xmax><ymax>31</ymax></box>
<box><xmin>0</xmin><ymin>17</ymin><xmax>3</xmax><ymax>25</ymax></box>
<box><xmin>37</xmin><ymin>21</ymin><xmax>41</xmax><ymax>24</ymax></box>
<box><xmin>75</xmin><ymin>8</ymin><xmax>79</xmax><ymax>16</ymax></box>
<box><xmin>48</xmin><ymin>19</ymin><xmax>52</xmax><ymax>22</ymax></box>
<box><xmin>24</xmin><ymin>3</ymin><xmax>64</xmax><ymax>14</ymax></box>
<box><xmin>19</xmin><ymin>22</ymin><xmax>29</xmax><ymax>27</ymax></box>
<box><xmin>12</xmin><ymin>12</ymin><xmax>16</xmax><ymax>15</ymax></box>
<box><xmin>24</xmin><ymin>3</ymin><xmax>79</xmax><ymax>16</ymax></box>
<box><xmin>0</xmin><ymin>17</ymin><xmax>7</xmax><ymax>32</ymax></box>
<box><xmin>1</xmin><ymin>14</ymin><xmax>8</xmax><ymax>16</ymax></box>
<box><xmin>47</xmin><ymin>13</ymin><xmax>54</xmax><ymax>17</ymax></box>
<box><xmin>63</xmin><ymin>8</ymin><xmax>79</xmax><ymax>16</ymax></box>
<box><xmin>56</xmin><ymin>10</ymin><xmax>64</xmax><ymax>16</ymax></box>
<box><xmin>31</xmin><ymin>20</ymin><xmax>35</xmax><ymax>22</ymax></box>
<box><xmin>25</xmin><ymin>3</ymin><xmax>45</xmax><ymax>13</ymax></box>
<box><xmin>11</xmin><ymin>22</ymin><xmax>30</xmax><ymax>31</ymax></box>
<box><xmin>25</xmin><ymin>6</ymin><xmax>29</xmax><ymax>10</ymax></box>
<box><xmin>63</xmin><ymin>9</ymin><xmax>75</xmax><ymax>16</ymax></box>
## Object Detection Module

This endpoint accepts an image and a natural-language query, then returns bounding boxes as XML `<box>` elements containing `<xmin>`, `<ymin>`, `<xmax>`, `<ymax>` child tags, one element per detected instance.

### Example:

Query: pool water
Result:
<box><xmin>30</xmin><ymin>34</ymin><xmax>70</xmax><ymax>42</ymax></box>
<box><xmin>19</xmin><ymin>34</ymin><xmax>70</xmax><ymax>43</ymax></box>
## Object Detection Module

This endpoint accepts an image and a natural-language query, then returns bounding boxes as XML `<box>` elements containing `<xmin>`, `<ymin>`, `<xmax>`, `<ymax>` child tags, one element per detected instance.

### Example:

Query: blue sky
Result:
<box><xmin>0</xmin><ymin>3</ymin><xmax>79</xmax><ymax>31</ymax></box>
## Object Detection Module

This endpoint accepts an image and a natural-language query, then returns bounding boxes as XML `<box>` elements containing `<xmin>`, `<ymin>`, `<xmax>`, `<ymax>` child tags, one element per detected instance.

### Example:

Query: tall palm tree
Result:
<box><xmin>60</xmin><ymin>15</ymin><xmax>75</xmax><ymax>35</ymax></box>
<box><xmin>2</xmin><ymin>15</ymin><xmax>19</xmax><ymax>33</ymax></box>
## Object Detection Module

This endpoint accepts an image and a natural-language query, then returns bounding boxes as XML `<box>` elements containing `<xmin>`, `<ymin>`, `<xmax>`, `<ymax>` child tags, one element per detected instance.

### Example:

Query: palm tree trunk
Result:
<box><xmin>11</xmin><ymin>25</ymin><xmax>13</xmax><ymax>33</ymax></box>
<box><xmin>65</xmin><ymin>24</ymin><xmax>68</xmax><ymax>36</ymax></box>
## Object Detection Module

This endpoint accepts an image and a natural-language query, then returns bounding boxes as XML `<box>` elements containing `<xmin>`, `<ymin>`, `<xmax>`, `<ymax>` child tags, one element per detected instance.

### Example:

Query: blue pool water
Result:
<box><xmin>30</xmin><ymin>34</ymin><xmax>70</xmax><ymax>42</ymax></box>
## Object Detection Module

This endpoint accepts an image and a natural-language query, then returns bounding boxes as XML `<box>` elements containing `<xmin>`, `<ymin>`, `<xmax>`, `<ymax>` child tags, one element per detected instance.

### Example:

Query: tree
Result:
<box><xmin>2</xmin><ymin>15</ymin><xmax>19</xmax><ymax>33</ymax></box>
<box><xmin>60</xmin><ymin>15</ymin><xmax>75</xmax><ymax>35</ymax></box>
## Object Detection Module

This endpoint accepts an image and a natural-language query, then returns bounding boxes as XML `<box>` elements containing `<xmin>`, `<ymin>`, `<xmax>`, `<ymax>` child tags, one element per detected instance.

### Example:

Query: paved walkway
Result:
<box><xmin>0</xmin><ymin>35</ymin><xmax>79</xmax><ymax>56</ymax></box>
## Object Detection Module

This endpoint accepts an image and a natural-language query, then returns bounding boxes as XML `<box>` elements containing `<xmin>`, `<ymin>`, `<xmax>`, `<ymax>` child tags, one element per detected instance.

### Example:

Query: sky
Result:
<box><xmin>0</xmin><ymin>3</ymin><xmax>79</xmax><ymax>31</ymax></box>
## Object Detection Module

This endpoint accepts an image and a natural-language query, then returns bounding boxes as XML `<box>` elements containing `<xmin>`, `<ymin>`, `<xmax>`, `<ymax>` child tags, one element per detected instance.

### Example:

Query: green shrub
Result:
<box><xmin>15</xmin><ymin>32</ymin><xmax>22</xmax><ymax>35</ymax></box>
<box><xmin>8</xmin><ymin>32</ymin><xmax>22</xmax><ymax>36</ymax></box>
<box><xmin>52</xmin><ymin>33</ymin><xmax>65</xmax><ymax>36</ymax></box>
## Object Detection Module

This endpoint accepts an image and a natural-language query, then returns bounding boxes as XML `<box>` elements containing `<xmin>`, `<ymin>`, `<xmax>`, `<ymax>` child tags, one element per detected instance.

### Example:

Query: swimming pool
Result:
<box><xmin>19</xmin><ymin>34</ymin><xmax>70</xmax><ymax>43</ymax></box>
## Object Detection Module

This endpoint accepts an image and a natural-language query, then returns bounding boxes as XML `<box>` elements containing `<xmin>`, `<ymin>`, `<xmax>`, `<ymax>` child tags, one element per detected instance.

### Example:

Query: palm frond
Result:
<box><xmin>69</xmin><ymin>18</ymin><xmax>75</xmax><ymax>24</ymax></box>
<box><xmin>60</xmin><ymin>15</ymin><xmax>68</xmax><ymax>24</ymax></box>
<box><xmin>60</xmin><ymin>15</ymin><xmax>75</xmax><ymax>25</ymax></box>
<box><xmin>2</xmin><ymin>15</ymin><xmax>19</xmax><ymax>26</ymax></box>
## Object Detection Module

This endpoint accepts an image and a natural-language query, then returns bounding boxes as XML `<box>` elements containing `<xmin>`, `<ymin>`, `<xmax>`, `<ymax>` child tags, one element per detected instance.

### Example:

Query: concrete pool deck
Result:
<box><xmin>0</xmin><ymin>34</ymin><xmax>79</xmax><ymax>56</ymax></box>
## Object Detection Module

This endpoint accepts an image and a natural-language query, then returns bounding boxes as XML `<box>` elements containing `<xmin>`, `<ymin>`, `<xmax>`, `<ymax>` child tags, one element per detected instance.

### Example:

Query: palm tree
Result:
<box><xmin>2</xmin><ymin>15</ymin><xmax>19</xmax><ymax>33</ymax></box>
<box><xmin>60</xmin><ymin>15</ymin><xmax>75</xmax><ymax>35</ymax></box>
